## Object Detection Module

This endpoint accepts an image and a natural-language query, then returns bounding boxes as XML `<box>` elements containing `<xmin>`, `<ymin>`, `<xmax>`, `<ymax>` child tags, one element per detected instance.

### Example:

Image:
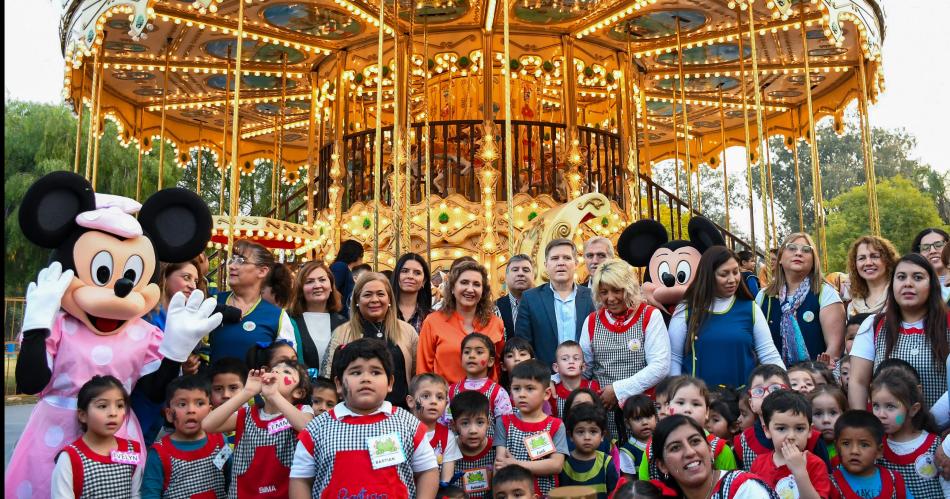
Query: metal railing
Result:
<box><xmin>4</xmin><ymin>298</ymin><xmax>25</xmax><ymax>398</ymax></box>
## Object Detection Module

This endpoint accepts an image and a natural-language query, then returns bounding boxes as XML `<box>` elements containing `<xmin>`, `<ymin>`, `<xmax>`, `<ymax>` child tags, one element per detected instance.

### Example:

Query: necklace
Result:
<box><xmin>364</xmin><ymin>320</ymin><xmax>384</xmax><ymax>339</ymax></box>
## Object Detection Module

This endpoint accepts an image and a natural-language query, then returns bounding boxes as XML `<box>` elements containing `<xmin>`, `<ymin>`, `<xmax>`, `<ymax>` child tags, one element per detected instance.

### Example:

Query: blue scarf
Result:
<box><xmin>779</xmin><ymin>279</ymin><xmax>811</xmax><ymax>364</ymax></box>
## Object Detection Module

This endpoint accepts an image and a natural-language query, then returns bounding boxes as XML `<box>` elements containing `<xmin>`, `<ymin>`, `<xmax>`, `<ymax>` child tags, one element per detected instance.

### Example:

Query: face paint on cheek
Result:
<box><xmin>479</xmin><ymin>360</ymin><xmax>487</xmax><ymax>367</ymax></box>
<box><xmin>668</xmin><ymin>406</ymin><xmax>676</xmax><ymax>416</ymax></box>
<box><xmin>284</xmin><ymin>376</ymin><xmax>293</xmax><ymax>386</ymax></box>
<box><xmin>895</xmin><ymin>414</ymin><xmax>905</xmax><ymax>426</ymax></box>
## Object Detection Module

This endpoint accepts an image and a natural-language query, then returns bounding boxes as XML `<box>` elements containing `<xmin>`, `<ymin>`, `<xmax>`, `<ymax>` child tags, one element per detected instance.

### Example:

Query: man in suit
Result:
<box><xmin>496</xmin><ymin>254</ymin><xmax>535</xmax><ymax>339</ymax></box>
<box><xmin>582</xmin><ymin>236</ymin><xmax>614</xmax><ymax>287</ymax></box>
<box><xmin>514</xmin><ymin>238</ymin><xmax>596</xmax><ymax>367</ymax></box>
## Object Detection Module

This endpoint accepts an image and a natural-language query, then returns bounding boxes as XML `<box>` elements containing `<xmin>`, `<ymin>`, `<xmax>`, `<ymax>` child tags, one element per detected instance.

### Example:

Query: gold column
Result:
<box><xmin>84</xmin><ymin>50</ymin><xmax>100</xmax><ymax>181</ymax></box>
<box><xmin>90</xmin><ymin>45</ymin><xmax>105</xmax><ymax>190</ymax></box>
<box><xmin>196</xmin><ymin>122</ymin><xmax>203</xmax><ymax>194</ymax></box>
<box><xmin>735</xmin><ymin>8</ymin><xmax>757</xmax><ymax>256</ymax></box>
<box><xmin>857</xmin><ymin>56</ymin><xmax>881</xmax><ymax>235</ymax></box>
<box><xmin>158</xmin><ymin>37</ymin><xmax>172</xmax><ymax>191</ymax></box>
<box><xmin>424</xmin><ymin>21</ymin><xmax>433</xmax><ymax>263</ymax></box>
<box><xmin>638</xmin><ymin>73</ymin><xmax>652</xmax><ymax>172</ymax></box>
<box><xmin>503</xmin><ymin>5</ymin><xmax>516</xmax><ymax>256</ymax></box>
<box><xmin>792</xmin><ymin>110</ymin><xmax>804</xmax><ymax>232</ymax></box>
<box><xmin>227</xmin><ymin>0</ymin><xmax>248</xmax><ymax>264</ymax></box>
<box><xmin>219</xmin><ymin>46</ymin><xmax>231</xmax><ymax>217</ymax></box>
<box><xmin>391</xmin><ymin>3</ymin><xmax>403</xmax><ymax>258</ymax></box>
<box><xmin>73</xmin><ymin>67</ymin><xmax>86</xmax><ymax>174</ymax></box>
<box><xmin>274</xmin><ymin>53</ymin><xmax>288</xmax><ymax>216</ymax></box>
<box><xmin>799</xmin><ymin>3</ymin><xmax>827</xmax><ymax>267</ymax></box>
<box><xmin>762</xmin><ymin>112</ymin><xmax>777</xmax><ymax>244</ymax></box>
<box><xmin>135</xmin><ymin>109</ymin><xmax>143</xmax><ymax>201</ymax></box>
<box><xmin>306</xmin><ymin>72</ymin><xmax>319</xmax><ymax>227</ymax></box>
<box><xmin>695</xmin><ymin>136</ymin><xmax>703</xmax><ymax>209</ymax></box>
<box><xmin>372</xmin><ymin>0</ymin><xmax>385</xmax><ymax>270</ymax></box>
<box><xmin>745</xmin><ymin>4</ymin><xmax>773</xmax><ymax>256</ymax></box>
<box><xmin>717</xmin><ymin>86</ymin><xmax>730</xmax><ymax>233</ymax></box>
<box><xmin>674</xmin><ymin>17</ymin><xmax>693</xmax><ymax>212</ymax></box>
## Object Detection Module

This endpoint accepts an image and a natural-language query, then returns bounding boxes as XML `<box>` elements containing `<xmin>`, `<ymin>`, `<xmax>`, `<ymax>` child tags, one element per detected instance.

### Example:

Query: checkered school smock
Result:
<box><xmin>734</xmin><ymin>427</ymin><xmax>769</xmax><ymax>471</ymax></box>
<box><xmin>228</xmin><ymin>405</ymin><xmax>302</xmax><ymax>498</ymax></box>
<box><xmin>459</xmin><ymin>437</ymin><xmax>495</xmax><ymax>499</ymax></box>
<box><xmin>500</xmin><ymin>414</ymin><xmax>563</xmax><ymax>496</ymax></box>
<box><xmin>832</xmin><ymin>465</ymin><xmax>908</xmax><ymax>499</ymax></box>
<box><xmin>298</xmin><ymin>405</ymin><xmax>423</xmax><ymax>498</ymax></box>
<box><xmin>59</xmin><ymin>436</ymin><xmax>140</xmax><ymax>499</ymax></box>
<box><xmin>872</xmin><ymin>315</ymin><xmax>950</xmax><ymax>406</ymax></box>
<box><xmin>449</xmin><ymin>379</ymin><xmax>503</xmax><ymax>438</ymax></box>
<box><xmin>709</xmin><ymin>470</ymin><xmax>780</xmax><ymax>499</ymax></box>
<box><xmin>879</xmin><ymin>432</ymin><xmax>945</xmax><ymax>499</ymax></box>
<box><xmin>152</xmin><ymin>433</ymin><xmax>227</xmax><ymax>499</ymax></box>
<box><xmin>552</xmin><ymin>379</ymin><xmax>601</xmax><ymax>420</ymax></box>
<box><xmin>588</xmin><ymin>304</ymin><xmax>652</xmax><ymax>440</ymax></box>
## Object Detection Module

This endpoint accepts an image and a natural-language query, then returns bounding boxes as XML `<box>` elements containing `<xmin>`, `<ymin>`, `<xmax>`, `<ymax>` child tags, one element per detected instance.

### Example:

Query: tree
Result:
<box><xmin>824</xmin><ymin>176</ymin><xmax>948</xmax><ymax>271</ymax></box>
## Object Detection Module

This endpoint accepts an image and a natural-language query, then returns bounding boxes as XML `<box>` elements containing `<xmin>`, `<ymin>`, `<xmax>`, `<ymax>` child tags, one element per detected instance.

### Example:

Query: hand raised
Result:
<box><xmin>781</xmin><ymin>440</ymin><xmax>807</xmax><ymax>475</ymax></box>
<box><xmin>22</xmin><ymin>262</ymin><xmax>74</xmax><ymax>332</ymax></box>
<box><xmin>243</xmin><ymin>369</ymin><xmax>265</xmax><ymax>397</ymax></box>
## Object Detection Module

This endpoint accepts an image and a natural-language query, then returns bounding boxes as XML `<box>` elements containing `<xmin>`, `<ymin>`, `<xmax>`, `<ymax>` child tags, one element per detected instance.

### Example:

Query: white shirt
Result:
<box><xmin>579</xmin><ymin>307</ymin><xmax>670</xmax><ymax>405</ymax></box>
<box><xmin>886</xmin><ymin>431</ymin><xmax>950</xmax><ymax>495</ymax></box>
<box><xmin>425</xmin><ymin>427</ymin><xmax>463</xmax><ymax>464</ymax></box>
<box><xmin>51</xmin><ymin>447</ymin><xmax>143</xmax><ymax>498</ymax></box>
<box><xmin>301</xmin><ymin>312</ymin><xmax>333</xmax><ymax>366</ymax></box>
<box><xmin>289</xmin><ymin>401</ymin><xmax>437</xmax><ymax>478</ymax></box>
<box><xmin>618</xmin><ymin>438</ymin><xmax>647</xmax><ymax>474</ymax></box>
<box><xmin>668</xmin><ymin>296</ymin><xmax>785</xmax><ymax>375</ymax></box>
<box><xmin>754</xmin><ymin>282</ymin><xmax>842</xmax><ymax>309</ymax></box>
<box><xmin>850</xmin><ymin>316</ymin><xmax>925</xmax><ymax>362</ymax></box>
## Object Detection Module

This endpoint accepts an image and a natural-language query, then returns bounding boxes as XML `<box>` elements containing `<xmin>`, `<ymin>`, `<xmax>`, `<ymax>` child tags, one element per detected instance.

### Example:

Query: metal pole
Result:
<box><xmin>503</xmin><ymin>0</ymin><xmax>516</xmax><ymax>256</ymax></box>
<box><xmin>90</xmin><ymin>43</ymin><xmax>105</xmax><ymax>191</ymax></box>
<box><xmin>675</xmin><ymin>17</ymin><xmax>693</xmax><ymax>212</ymax></box>
<box><xmin>424</xmin><ymin>19</ymin><xmax>432</xmax><ymax>264</ymax></box>
<box><xmin>158</xmin><ymin>37</ymin><xmax>172</xmax><ymax>190</ymax></box>
<box><xmin>799</xmin><ymin>3</ymin><xmax>827</xmax><ymax>266</ymax></box>
<box><xmin>746</xmin><ymin>4</ymin><xmax>773</xmax><ymax>255</ymax></box>
<box><xmin>135</xmin><ymin>109</ymin><xmax>143</xmax><ymax>201</ymax></box>
<box><xmin>373</xmin><ymin>0</ymin><xmax>385</xmax><ymax>270</ymax></box>
<box><xmin>306</xmin><ymin>72</ymin><xmax>319</xmax><ymax>227</ymax></box>
<box><xmin>219</xmin><ymin>46</ymin><xmax>231</xmax><ymax>217</ymax></box>
<box><xmin>792</xmin><ymin>110</ymin><xmax>804</xmax><ymax>232</ymax></box>
<box><xmin>84</xmin><ymin>50</ymin><xmax>99</xmax><ymax>180</ymax></box>
<box><xmin>857</xmin><ymin>56</ymin><xmax>881</xmax><ymax>235</ymax></box>
<box><xmin>73</xmin><ymin>66</ymin><xmax>86</xmax><ymax>174</ymax></box>
<box><xmin>735</xmin><ymin>8</ymin><xmax>757</xmax><ymax>257</ymax></box>
<box><xmin>196</xmin><ymin>122</ymin><xmax>203</xmax><ymax>194</ymax></box>
<box><xmin>227</xmin><ymin>0</ymin><xmax>247</xmax><ymax>265</ymax></box>
<box><xmin>717</xmin><ymin>86</ymin><xmax>730</xmax><ymax>233</ymax></box>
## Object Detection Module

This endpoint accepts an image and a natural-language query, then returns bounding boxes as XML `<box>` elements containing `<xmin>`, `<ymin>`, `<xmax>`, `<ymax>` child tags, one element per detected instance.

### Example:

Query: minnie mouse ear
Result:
<box><xmin>687</xmin><ymin>216</ymin><xmax>725</xmax><ymax>253</ymax></box>
<box><xmin>138</xmin><ymin>188</ymin><xmax>212</xmax><ymax>263</ymax></box>
<box><xmin>617</xmin><ymin>219</ymin><xmax>669</xmax><ymax>267</ymax></box>
<box><xmin>18</xmin><ymin>171</ymin><xmax>96</xmax><ymax>248</ymax></box>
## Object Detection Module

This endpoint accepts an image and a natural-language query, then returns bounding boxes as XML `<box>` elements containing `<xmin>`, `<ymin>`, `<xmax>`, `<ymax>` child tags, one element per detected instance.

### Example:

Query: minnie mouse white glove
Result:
<box><xmin>22</xmin><ymin>262</ymin><xmax>74</xmax><ymax>332</ymax></box>
<box><xmin>160</xmin><ymin>289</ymin><xmax>222</xmax><ymax>362</ymax></box>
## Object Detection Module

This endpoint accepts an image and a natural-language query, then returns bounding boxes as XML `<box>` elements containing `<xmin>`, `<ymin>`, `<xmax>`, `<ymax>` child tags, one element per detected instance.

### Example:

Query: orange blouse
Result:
<box><xmin>416</xmin><ymin>310</ymin><xmax>506</xmax><ymax>385</ymax></box>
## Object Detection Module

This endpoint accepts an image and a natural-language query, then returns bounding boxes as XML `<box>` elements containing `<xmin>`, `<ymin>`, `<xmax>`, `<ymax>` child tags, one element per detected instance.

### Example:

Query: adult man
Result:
<box><xmin>582</xmin><ymin>236</ymin><xmax>614</xmax><ymax>286</ymax></box>
<box><xmin>737</xmin><ymin>249</ymin><xmax>760</xmax><ymax>296</ymax></box>
<box><xmin>330</xmin><ymin>239</ymin><xmax>364</xmax><ymax>317</ymax></box>
<box><xmin>514</xmin><ymin>239</ymin><xmax>596</xmax><ymax>366</ymax></box>
<box><xmin>496</xmin><ymin>254</ymin><xmax>535</xmax><ymax>339</ymax></box>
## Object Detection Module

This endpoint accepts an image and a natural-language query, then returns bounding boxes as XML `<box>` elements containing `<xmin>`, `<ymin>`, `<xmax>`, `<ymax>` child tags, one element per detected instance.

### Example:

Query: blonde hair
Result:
<box><xmin>591</xmin><ymin>258</ymin><xmax>642</xmax><ymax>309</ymax></box>
<box><xmin>764</xmin><ymin>232</ymin><xmax>825</xmax><ymax>297</ymax></box>
<box><xmin>334</xmin><ymin>272</ymin><xmax>411</xmax><ymax>348</ymax></box>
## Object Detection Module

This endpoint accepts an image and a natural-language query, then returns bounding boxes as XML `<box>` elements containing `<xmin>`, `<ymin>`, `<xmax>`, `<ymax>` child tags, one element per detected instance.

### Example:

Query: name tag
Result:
<box><xmin>213</xmin><ymin>445</ymin><xmax>233</xmax><ymax>470</ymax></box>
<box><xmin>366</xmin><ymin>432</ymin><xmax>407</xmax><ymax>469</ymax></box>
<box><xmin>775</xmin><ymin>476</ymin><xmax>799</xmax><ymax>499</ymax></box>
<box><xmin>523</xmin><ymin>431</ymin><xmax>556</xmax><ymax>460</ymax></box>
<box><xmin>110</xmin><ymin>450</ymin><xmax>140</xmax><ymax>465</ymax></box>
<box><xmin>915</xmin><ymin>453</ymin><xmax>938</xmax><ymax>478</ymax></box>
<box><xmin>463</xmin><ymin>467</ymin><xmax>490</xmax><ymax>493</ymax></box>
<box><xmin>267</xmin><ymin>418</ymin><xmax>291</xmax><ymax>434</ymax></box>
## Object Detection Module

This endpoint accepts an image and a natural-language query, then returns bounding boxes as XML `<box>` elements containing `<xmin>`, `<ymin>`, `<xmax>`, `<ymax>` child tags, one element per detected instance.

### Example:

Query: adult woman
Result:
<box><xmin>653</xmin><ymin>415</ymin><xmax>777</xmax><ymax>499</ymax></box>
<box><xmin>208</xmin><ymin>239</ymin><xmax>295</xmax><ymax>362</ymax></box>
<box><xmin>144</xmin><ymin>259</ymin><xmax>205</xmax><ymax>330</ymax></box>
<box><xmin>670</xmin><ymin>246</ymin><xmax>784</xmax><ymax>389</ymax></box>
<box><xmin>322</xmin><ymin>272</ymin><xmax>418</xmax><ymax>408</ymax></box>
<box><xmin>288</xmin><ymin>261</ymin><xmax>346</xmax><ymax>370</ymax></box>
<box><xmin>846</xmin><ymin>235</ymin><xmax>899</xmax><ymax>317</ymax></box>
<box><xmin>848</xmin><ymin>253</ymin><xmax>950</xmax><ymax>408</ymax></box>
<box><xmin>416</xmin><ymin>260</ymin><xmax>505</xmax><ymax>384</ymax></box>
<box><xmin>912</xmin><ymin>227</ymin><xmax>950</xmax><ymax>301</ymax></box>
<box><xmin>581</xmin><ymin>258</ymin><xmax>670</xmax><ymax>441</ymax></box>
<box><xmin>757</xmin><ymin>232</ymin><xmax>846</xmax><ymax>365</ymax></box>
<box><xmin>392</xmin><ymin>252</ymin><xmax>432</xmax><ymax>332</ymax></box>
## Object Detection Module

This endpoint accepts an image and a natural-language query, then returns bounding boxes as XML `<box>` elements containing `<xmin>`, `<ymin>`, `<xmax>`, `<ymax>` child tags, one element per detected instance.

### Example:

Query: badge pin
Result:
<box><xmin>802</xmin><ymin>311</ymin><xmax>815</xmax><ymax>323</ymax></box>
<box><xmin>243</xmin><ymin>321</ymin><xmax>256</xmax><ymax>332</ymax></box>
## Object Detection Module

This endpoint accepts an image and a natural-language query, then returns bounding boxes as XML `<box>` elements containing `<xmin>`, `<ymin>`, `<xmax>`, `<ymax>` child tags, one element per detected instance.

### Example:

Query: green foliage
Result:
<box><xmin>824</xmin><ymin>177</ymin><xmax>948</xmax><ymax>271</ymax></box>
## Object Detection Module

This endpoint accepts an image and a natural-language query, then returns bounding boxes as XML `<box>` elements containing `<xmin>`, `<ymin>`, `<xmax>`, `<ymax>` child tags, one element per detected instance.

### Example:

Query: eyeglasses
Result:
<box><xmin>784</xmin><ymin>243</ymin><xmax>814</xmax><ymax>254</ymax></box>
<box><xmin>749</xmin><ymin>383</ymin><xmax>789</xmax><ymax>398</ymax></box>
<box><xmin>919</xmin><ymin>240</ymin><xmax>947</xmax><ymax>253</ymax></box>
<box><xmin>228</xmin><ymin>255</ymin><xmax>258</xmax><ymax>266</ymax></box>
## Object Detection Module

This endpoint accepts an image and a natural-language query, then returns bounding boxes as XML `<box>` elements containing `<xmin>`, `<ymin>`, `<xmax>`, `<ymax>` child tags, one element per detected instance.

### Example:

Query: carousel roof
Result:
<box><xmin>59</xmin><ymin>0</ymin><xmax>885</xmax><ymax>172</ymax></box>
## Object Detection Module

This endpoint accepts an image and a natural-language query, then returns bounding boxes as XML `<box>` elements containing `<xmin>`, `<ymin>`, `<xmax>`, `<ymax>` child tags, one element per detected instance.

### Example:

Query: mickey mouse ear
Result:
<box><xmin>687</xmin><ymin>216</ymin><xmax>725</xmax><ymax>253</ymax></box>
<box><xmin>138</xmin><ymin>188</ymin><xmax>212</xmax><ymax>263</ymax></box>
<box><xmin>617</xmin><ymin>219</ymin><xmax>668</xmax><ymax>267</ymax></box>
<box><xmin>19</xmin><ymin>171</ymin><xmax>96</xmax><ymax>248</ymax></box>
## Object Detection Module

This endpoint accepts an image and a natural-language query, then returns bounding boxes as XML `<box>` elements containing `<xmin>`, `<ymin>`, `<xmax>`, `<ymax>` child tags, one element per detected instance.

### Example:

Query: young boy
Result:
<box><xmin>551</xmin><ymin>341</ymin><xmax>600</xmax><ymax>418</ymax></box>
<box><xmin>494</xmin><ymin>359</ymin><xmax>569</xmax><ymax>496</ymax></box>
<box><xmin>492</xmin><ymin>464</ymin><xmax>538</xmax><ymax>499</ymax></box>
<box><xmin>831</xmin><ymin>410</ymin><xmax>909</xmax><ymax>498</ymax></box>
<box><xmin>653</xmin><ymin>375</ymin><xmax>683</xmax><ymax>422</ymax></box>
<box><xmin>209</xmin><ymin>357</ymin><xmax>247</xmax><ymax>408</ymax></box>
<box><xmin>750</xmin><ymin>390</ymin><xmax>833</xmax><ymax>499</ymax></box>
<box><xmin>734</xmin><ymin>365</ymin><xmax>832</xmax><ymax>470</ymax></box>
<box><xmin>142</xmin><ymin>375</ymin><xmax>229</xmax><ymax>499</ymax></box>
<box><xmin>408</xmin><ymin>373</ymin><xmax>462</xmax><ymax>483</ymax></box>
<box><xmin>559</xmin><ymin>403</ymin><xmax>618</xmax><ymax>498</ymax></box>
<box><xmin>617</xmin><ymin>394</ymin><xmax>655</xmax><ymax>478</ymax></box>
<box><xmin>289</xmin><ymin>338</ymin><xmax>439</xmax><ymax>499</ymax></box>
<box><xmin>451</xmin><ymin>390</ymin><xmax>496</xmax><ymax>498</ymax></box>
<box><xmin>737</xmin><ymin>250</ymin><xmax>761</xmax><ymax>296</ymax></box>
<box><xmin>309</xmin><ymin>376</ymin><xmax>338</xmax><ymax>417</ymax></box>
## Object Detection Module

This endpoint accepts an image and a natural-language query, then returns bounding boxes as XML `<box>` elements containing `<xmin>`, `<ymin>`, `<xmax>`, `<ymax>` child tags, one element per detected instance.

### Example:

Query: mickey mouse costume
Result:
<box><xmin>6</xmin><ymin>172</ymin><xmax>222</xmax><ymax>499</ymax></box>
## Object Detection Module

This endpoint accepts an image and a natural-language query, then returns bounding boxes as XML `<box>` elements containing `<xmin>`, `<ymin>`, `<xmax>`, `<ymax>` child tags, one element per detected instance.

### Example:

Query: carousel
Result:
<box><xmin>58</xmin><ymin>0</ymin><xmax>885</xmax><ymax>285</ymax></box>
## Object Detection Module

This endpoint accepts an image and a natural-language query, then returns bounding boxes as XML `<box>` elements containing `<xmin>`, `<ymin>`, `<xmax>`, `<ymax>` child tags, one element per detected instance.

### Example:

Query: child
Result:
<box><xmin>788</xmin><ymin>363</ymin><xmax>817</xmax><ymax>393</ymax></box>
<box><xmin>289</xmin><ymin>338</ymin><xmax>439</xmax><ymax>497</ymax></box>
<box><xmin>52</xmin><ymin>375</ymin><xmax>143</xmax><ymax>498</ymax></box>
<box><xmin>245</xmin><ymin>338</ymin><xmax>297</xmax><ymax>370</ymax></box>
<box><xmin>143</xmin><ymin>375</ymin><xmax>228</xmax><ymax>498</ymax></box>
<box><xmin>451</xmin><ymin>391</ymin><xmax>496</xmax><ymax>498</ymax></box>
<box><xmin>652</xmin><ymin>375</ymin><xmax>683</xmax><ymax>422</ymax></box>
<box><xmin>831</xmin><ymin>410</ymin><xmax>909</xmax><ymax>499</ymax></box>
<box><xmin>838</xmin><ymin>355</ymin><xmax>852</xmax><ymax>393</ymax></box>
<box><xmin>638</xmin><ymin>376</ymin><xmax>736</xmax><ymax>480</ymax></box>
<box><xmin>871</xmin><ymin>369</ymin><xmax>949</xmax><ymax>498</ymax></box>
<box><xmin>737</xmin><ymin>390</ymin><xmax>755</xmax><ymax>431</ymax></box>
<box><xmin>751</xmin><ymin>390</ymin><xmax>833</xmax><ymax>499</ymax></box>
<box><xmin>562</xmin><ymin>388</ymin><xmax>619</xmax><ymax>460</ymax></box>
<box><xmin>309</xmin><ymin>376</ymin><xmax>338</xmax><ymax>417</ymax></box>
<box><xmin>733</xmin><ymin>364</ymin><xmax>832</xmax><ymax>471</ymax></box>
<box><xmin>618</xmin><ymin>395</ymin><xmax>655</xmax><ymax>478</ymax></box>
<box><xmin>707</xmin><ymin>398</ymin><xmax>740</xmax><ymax>442</ymax></box>
<box><xmin>448</xmin><ymin>333</ymin><xmax>513</xmax><ymax>433</ymax></box>
<box><xmin>203</xmin><ymin>360</ymin><xmax>313</xmax><ymax>497</ymax></box>
<box><xmin>409</xmin><ymin>373</ymin><xmax>462</xmax><ymax>483</ymax></box>
<box><xmin>438</xmin><ymin>484</ymin><xmax>466</xmax><ymax>499</ymax></box>
<box><xmin>560</xmin><ymin>403</ymin><xmax>619</xmax><ymax>498</ymax></box>
<box><xmin>500</xmin><ymin>337</ymin><xmax>535</xmax><ymax>391</ymax></box>
<box><xmin>492</xmin><ymin>464</ymin><xmax>536</xmax><ymax>499</ymax></box>
<box><xmin>209</xmin><ymin>357</ymin><xmax>248</xmax><ymax>408</ymax></box>
<box><xmin>494</xmin><ymin>359</ymin><xmax>568</xmax><ymax>496</ymax></box>
<box><xmin>809</xmin><ymin>384</ymin><xmax>848</xmax><ymax>467</ymax></box>
<box><xmin>551</xmin><ymin>340</ymin><xmax>600</xmax><ymax>418</ymax></box>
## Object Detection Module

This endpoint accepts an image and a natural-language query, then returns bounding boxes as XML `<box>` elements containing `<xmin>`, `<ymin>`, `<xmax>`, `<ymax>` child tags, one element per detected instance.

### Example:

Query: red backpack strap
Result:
<box><xmin>873</xmin><ymin>313</ymin><xmax>886</xmax><ymax>342</ymax></box>
<box><xmin>889</xmin><ymin>468</ymin><xmax>907</xmax><ymax>499</ymax></box>
<box><xmin>487</xmin><ymin>382</ymin><xmax>501</xmax><ymax>407</ymax></box>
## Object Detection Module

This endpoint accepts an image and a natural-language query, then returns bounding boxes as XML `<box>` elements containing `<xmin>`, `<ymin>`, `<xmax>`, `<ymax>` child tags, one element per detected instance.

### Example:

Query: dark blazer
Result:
<box><xmin>514</xmin><ymin>283</ymin><xmax>596</xmax><ymax>367</ymax></box>
<box><xmin>291</xmin><ymin>312</ymin><xmax>348</xmax><ymax>371</ymax></box>
<box><xmin>496</xmin><ymin>295</ymin><xmax>516</xmax><ymax>340</ymax></box>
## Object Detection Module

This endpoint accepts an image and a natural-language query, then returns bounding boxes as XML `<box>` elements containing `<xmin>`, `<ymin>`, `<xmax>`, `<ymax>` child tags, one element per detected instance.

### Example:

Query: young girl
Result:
<box><xmin>788</xmin><ymin>363</ymin><xmax>817</xmax><ymax>393</ymax></box>
<box><xmin>447</xmin><ymin>333</ymin><xmax>513</xmax><ymax>433</ymax></box>
<box><xmin>245</xmin><ymin>338</ymin><xmax>297</xmax><ymax>370</ymax></box>
<box><xmin>871</xmin><ymin>369</ymin><xmax>949</xmax><ymax>498</ymax></box>
<box><xmin>736</xmin><ymin>391</ymin><xmax>754</xmax><ymax>431</ymax></box>
<box><xmin>52</xmin><ymin>376</ymin><xmax>143</xmax><ymax>498</ymax></box>
<box><xmin>639</xmin><ymin>376</ymin><xmax>737</xmax><ymax>480</ymax></box>
<box><xmin>203</xmin><ymin>361</ymin><xmax>313</xmax><ymax>497</ymax></box>
<box><xmin>809</xmin><ymin>384</ymin><xmax>848</xmax><ymax>467</ymax></box>
<box><xmin>706</xmin><ymin>399</ymin><xmax>739</xmax><ymax>443</ymax></box>
<box><xmin>499</xmin><ymin>337</ymin><xmax>535</xmax><ymax>391</ymax></box>
<box><xmin>618</xmin><ymin>394</ymin><xmax>657</xmax><ymax>478</ymax></box>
